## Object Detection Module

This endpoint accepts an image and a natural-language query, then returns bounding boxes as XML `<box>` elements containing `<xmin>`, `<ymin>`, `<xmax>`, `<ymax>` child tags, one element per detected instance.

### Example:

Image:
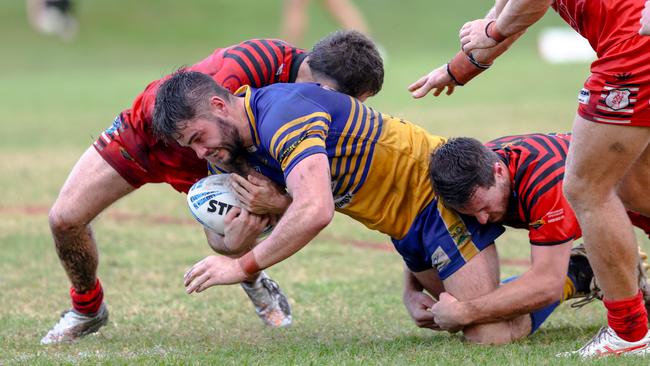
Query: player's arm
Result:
<box><xmin>403</xmin><ymin>267</ymin><xmax>443</xmax><ymax>330</ymax></box>
<box><xmin>431</xmin><ymin>241</ymin><xmax>572</xmax><ymax>329</ymax></box>
<box><xmin>408</xmin><ymin>0</ymin><xmax>524</xmax><ymax>98</ymax></box>
<box><xmin>183</xmin><ymin>153</ymin><xmax>334</xmax><ymax>292</ymax></box>
<box><xmin>641</xmin><ymin>0</ymin><xmax>650</xmax><ymax>36</ymax></box>
<box><xmin>460</xmin><ymin>0</ymin><xmax>552</xmax><ymax>53</ymax></box>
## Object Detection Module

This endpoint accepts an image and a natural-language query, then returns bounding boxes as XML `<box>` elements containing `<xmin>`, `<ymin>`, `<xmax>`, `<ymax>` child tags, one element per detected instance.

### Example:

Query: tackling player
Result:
<box><xmin>409</xmin><ymin>0</ymin><xmax>650</xmax><ymax>358</ymax></box>
<box><xmin>429</xmin><ymin>134</ymin><xmax>650</xmax><ymax>356</ymax></box>
<box><xmin>41</xmin><ymin>30</ymin><xmax>385</xmax><ymax>344</ymax></box>
<box><xmin>153</xmin><ymin>71</ymin><xmax>600</xmax><ymax>344</ymax></box>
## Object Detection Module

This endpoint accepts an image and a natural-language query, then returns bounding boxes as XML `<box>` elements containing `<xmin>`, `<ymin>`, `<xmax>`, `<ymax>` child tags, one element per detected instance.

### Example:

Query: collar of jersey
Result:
<box><xmin>234</xmin><ymin>85</ymin><xmax>261</xmax><ymax>147</ymax></box>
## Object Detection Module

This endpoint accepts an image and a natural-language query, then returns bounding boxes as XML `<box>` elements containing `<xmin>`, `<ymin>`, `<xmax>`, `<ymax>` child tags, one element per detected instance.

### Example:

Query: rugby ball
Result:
<box><xmin>187</xmin><ymin>174</ymin><xmax>239</xmax><ymax>235</ymax></box>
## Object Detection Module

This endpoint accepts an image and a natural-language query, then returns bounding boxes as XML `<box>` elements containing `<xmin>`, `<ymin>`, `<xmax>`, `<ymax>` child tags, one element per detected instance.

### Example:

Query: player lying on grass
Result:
<box><xmin>410</xmin><ymin>0</ymin><xmax>650</xmax><ymax>357</ymax></box>
<box><xmin>152</xmin><ymin>70</ymin><xmax>615</xmax><ymax>344</ymax></box>
<box><xmin>428</xmin><ymin>134</ymin><xmax>650</xmax><ymax>353</ymax></box>
<box><xmin>41</xmin><ymin>30</ymin><xmax>384</xmax><ymax>344</ymax></box>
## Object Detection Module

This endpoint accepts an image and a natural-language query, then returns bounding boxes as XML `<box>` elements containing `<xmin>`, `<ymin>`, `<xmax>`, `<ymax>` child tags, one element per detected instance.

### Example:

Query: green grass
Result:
<box><xmin>1</xmin><ymin>0</ymin><xmax>648</xmax><ymax>364</ymax></box>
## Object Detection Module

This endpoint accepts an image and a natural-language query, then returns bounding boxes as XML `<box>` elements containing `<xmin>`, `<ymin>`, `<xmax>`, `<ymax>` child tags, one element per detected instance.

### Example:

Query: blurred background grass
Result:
<box><xmin>1</xmin><ymin>1</ymin><xmax>645</xmax><ymax>364</ymax></box>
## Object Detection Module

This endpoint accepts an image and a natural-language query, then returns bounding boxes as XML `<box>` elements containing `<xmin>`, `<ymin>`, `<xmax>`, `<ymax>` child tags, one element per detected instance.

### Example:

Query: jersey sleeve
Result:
<box><xmin>258</xmin><ymin>103</ymin><xmax>331</xmax><ymax>178</ymax></box>
<box><xmin>526</xmin><ymin>183</ymin><xmax>580</xmax><ymax>245</ymax></box>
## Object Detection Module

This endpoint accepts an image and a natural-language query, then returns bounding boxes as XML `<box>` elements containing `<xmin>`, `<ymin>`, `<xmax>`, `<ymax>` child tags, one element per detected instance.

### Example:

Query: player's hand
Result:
<box><xmin>640</xmin><ymin>1</ymin><xmax>650</xmax><ymax>35</ymax></box>
<box><xmin>460</xmin><ymin>19</ymin><xmax>498</xmax><ymax>54</ymax></box>
<box><xmin>408</xmin><ymin>64</ymin><xmax>456</xmax><ymax>99</ymax></box>
<box><xmin>229</xmin><ymin>173</ymin><xmax>291</xmax><ymax>215</ymax></box>
<box><xmin>184</xmin><ymin>255</ymin><xmax>246</xmax><ymax>293</ymax></box>
<box><xmin>223</xmin><ymin>207</ymin><xmax>270</xmax><ymax>251</ymax></box>
<box><xmin>403</xmin><ymin>288</ymin><xmax>441</xmax><ymax>330</ymax></box>
<box><xmin>429</xmin><ymin>292</ymin><xmax>465</xmax><ymax>333</ymax></box>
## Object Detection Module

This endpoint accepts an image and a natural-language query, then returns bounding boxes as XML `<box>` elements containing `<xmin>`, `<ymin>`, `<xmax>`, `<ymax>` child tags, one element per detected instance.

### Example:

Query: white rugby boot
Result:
<box><xmin>41</xmin><ymin>302</ymin><xmax>109</xmax><ymax>344</ymax></box>
<box><xmin>241</xmin><ymin>271</ymin><xmax>292</xmax><ymax>327</ymax></box>
<box><xmin>557</xmin><ymin>326</ymin><xmax>650</xmax><ymax>358</ymax></box>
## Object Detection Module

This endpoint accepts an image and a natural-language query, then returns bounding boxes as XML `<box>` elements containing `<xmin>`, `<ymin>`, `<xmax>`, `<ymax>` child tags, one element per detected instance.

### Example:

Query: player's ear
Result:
<box><xmin>209</xmin><ymin>96</ymin><xmax>227</xmax><ymax>113</ymax></box>
<box><xmin>493</xmin><ymin>161</ymin><xmax>504</xmax><ymax>177</ymax></box>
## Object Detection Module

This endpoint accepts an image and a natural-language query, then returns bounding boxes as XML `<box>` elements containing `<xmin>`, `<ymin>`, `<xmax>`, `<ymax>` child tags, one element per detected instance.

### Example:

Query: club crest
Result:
<box><xmin>604</xmin><ymin>89</ymin><xmax>631</xmax><ymax>111</ymax></box>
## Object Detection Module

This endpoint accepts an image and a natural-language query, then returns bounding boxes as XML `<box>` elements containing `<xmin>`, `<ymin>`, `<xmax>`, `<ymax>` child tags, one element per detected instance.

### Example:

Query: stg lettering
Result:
<box><xmin>207</xmin><ymin>200</ymin><xmax>234</xmax><ymax>215</ymax></box>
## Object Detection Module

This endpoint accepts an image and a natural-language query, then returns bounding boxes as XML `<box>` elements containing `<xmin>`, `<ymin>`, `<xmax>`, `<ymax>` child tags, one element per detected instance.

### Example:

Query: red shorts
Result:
<box><xmin>577</xmin><ymin>35</ymin><xmax>650</xmax><ymax>127</ymax></box>
<box><xmin>93</xmin><ymin>112</ymin><xmax>207</xmax><ymax>193</ymax></box>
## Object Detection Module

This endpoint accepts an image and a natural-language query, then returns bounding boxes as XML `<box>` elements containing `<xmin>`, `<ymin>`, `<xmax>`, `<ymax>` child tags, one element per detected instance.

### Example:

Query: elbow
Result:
<box><xmin>307</xmin><ymin>198</ymin><xmax>334</xmax><ymax>232</ymax></box>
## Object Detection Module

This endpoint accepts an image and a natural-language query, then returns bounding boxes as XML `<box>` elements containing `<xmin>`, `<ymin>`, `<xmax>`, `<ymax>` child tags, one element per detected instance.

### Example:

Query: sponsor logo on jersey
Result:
<box><xmin>605</xmin><ymin>89</ymin><xmax>631</xmax><ymax>111</ymax></box>
<box><xmin>431</xmin><ymin>246</ymin><xmax>451</xmax><ymax>270</ymax></box>
<box><xmin>578</xmin><ymin>88</ymin><xmax>590</xmax><ymax>105</ymax></box>
<box><xmin>334</xmin><ymin>191</ymin><xmax>353</xmax><ymax>209</ymax></box>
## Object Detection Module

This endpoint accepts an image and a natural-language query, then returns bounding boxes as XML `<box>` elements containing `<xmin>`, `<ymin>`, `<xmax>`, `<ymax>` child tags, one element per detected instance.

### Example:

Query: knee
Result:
<box><xmin>48</xmin><ymin>200</ymin><xmax>87</xmax><ymax>237</ymax></box>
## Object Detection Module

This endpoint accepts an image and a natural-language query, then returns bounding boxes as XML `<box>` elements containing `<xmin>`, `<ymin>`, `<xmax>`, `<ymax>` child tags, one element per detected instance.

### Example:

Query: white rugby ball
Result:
<box><xmin>187</xmin><ymin>174</ymin><xmax>239</xmax><ymax>235</ymax></box>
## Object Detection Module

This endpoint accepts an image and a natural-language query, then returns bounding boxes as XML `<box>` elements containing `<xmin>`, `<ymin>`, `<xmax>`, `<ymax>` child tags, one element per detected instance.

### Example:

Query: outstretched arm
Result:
<box><xmin>408</xmin><ymin>0</ymin><xmax>524</xmax><ymax>98</ymax></box>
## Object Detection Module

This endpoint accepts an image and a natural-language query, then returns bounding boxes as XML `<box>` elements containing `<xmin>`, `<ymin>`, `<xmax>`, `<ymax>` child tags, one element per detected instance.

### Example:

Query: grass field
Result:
<box><xmin>1</xmin><ymin>0</ymin><xmax>649</xmax><ymax>364</ymax></box>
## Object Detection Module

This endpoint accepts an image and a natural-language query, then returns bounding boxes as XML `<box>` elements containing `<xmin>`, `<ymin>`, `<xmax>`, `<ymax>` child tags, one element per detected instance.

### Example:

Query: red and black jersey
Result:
<box><xmin>93</xmin><ymin>39</ymin><xmax>306</xmax><ymax>193</ymax></box>
<box><xmin>486</xmin><ymin>133</ymin><xmax>579</xmax><ymax>246</ymax></box>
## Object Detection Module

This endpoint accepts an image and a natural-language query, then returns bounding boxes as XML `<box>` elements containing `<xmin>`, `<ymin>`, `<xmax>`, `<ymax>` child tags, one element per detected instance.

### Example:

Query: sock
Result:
<box><xmin>70</xmin><ymin>278</ymin><xmax>103</xmax><ymax>315</ymax></box>
<box><xmin>530</xmin><ymin>301</ymin><xmax>560</xmax><ymax>334</ymax></box>
<box><xmin>604</xmin><ymin>290</ymin><xmax>648</xmax><ymax>342</ymax></box>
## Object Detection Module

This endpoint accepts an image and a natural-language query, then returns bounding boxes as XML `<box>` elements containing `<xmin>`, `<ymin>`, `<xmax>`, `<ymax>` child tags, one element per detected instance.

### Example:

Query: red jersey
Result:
<box><xmin>94</xmin><ymin>40</ymin><xmax>306</xmax><ymax>193</ymax></box>
<box><xmin>487</xmin><ymin>133</ymin><xmax>579</xmax><ymax>245</ymax></box>
<box><xmin>552</xmin><ymin>0</ymin><xmax>646</xmax><ymax>55</ymax></box>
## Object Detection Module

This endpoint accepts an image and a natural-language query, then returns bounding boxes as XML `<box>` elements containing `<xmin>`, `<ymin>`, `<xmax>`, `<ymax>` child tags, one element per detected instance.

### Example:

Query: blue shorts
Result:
<box><xmin>392</xmin><ymin>198</ymin><xmax>504</xmax><ymax>280</ymax></box>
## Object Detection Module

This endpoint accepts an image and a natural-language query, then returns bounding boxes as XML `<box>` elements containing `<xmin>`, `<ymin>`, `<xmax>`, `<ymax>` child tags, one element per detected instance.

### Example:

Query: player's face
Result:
<box><xmin>177</xmin><ymin>115</ymin><xmax>245</xmax><ymax>167</ymax></box>
<box><xmin>458</xmin><ymin>178</ymin><xmax>510</xmax><ymax>225</ymax></box>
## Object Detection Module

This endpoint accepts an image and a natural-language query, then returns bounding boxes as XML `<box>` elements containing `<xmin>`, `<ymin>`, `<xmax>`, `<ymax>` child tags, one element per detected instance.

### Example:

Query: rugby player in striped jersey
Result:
<box><xmin>428</xmin><ymin>134</ymin><xmax>650</xmax><ymax>356</ymax></box>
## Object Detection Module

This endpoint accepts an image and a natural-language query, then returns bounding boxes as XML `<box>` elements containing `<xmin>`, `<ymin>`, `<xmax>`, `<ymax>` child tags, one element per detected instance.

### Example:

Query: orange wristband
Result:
<box><xmin>447</xmin><ymin>51</ymin><xmax>490</xmax><ymax>86</ymax></box>
<box><xmin>486</xmin><ymin>21</ymin><xmax>507</xmax><ymax>43</ymax></box>
<box><xmin>238</xmin><ymin>251</ymin><xmax>261</xmax><ymax>276</ymax></box>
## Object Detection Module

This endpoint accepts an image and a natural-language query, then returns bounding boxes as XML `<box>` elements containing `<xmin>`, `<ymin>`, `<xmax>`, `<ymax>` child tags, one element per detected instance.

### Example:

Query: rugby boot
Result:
<box><xmin>41</xmin><ymin>302</ymin><xmax>109</xmax><ymax>344</ymax></box>
<box><xmin>241</xmin><ymin>271</ymin><xmax>292</xmax><ymax>327</ymax></box>
<box><xmin>557</xmin><ymin>326</ymin><xmax>650</xmax><ymax>358</ymax></box>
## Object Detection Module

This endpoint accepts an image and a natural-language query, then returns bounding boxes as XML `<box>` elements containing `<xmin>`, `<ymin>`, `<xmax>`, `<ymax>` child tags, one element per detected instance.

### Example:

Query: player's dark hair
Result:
<box><xmin>429</xmin><ymin>137</ymin><xmax>499</xmax><ymax>210</ymax></box>
<box><xmin>153</xmin><ymin>70</ymin><xmax>232</xmax><ymax>142</ymax></box>
<box><xmin>308</xmin><ymin>30</ymin><xmax>384</xmax><ymax>98</ymax></box>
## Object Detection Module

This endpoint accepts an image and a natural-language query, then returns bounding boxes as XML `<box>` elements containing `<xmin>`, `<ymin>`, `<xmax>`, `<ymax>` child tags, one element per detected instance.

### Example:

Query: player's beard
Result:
<box><xmin>211</xmin><ymin>115</ymin><xmax>247</xmax><ymax>174</ymax></box>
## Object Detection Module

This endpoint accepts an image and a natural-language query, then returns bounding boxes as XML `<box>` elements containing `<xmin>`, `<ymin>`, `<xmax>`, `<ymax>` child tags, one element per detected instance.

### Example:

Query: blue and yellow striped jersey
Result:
<box><xmin>211</xmin><ymin>83</ymin><xmax>446</xmax><ymax>239</ymax></box>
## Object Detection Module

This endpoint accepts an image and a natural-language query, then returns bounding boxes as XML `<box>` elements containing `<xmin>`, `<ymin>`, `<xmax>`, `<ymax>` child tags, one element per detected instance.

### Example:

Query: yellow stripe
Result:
<box><xmin>236</xmin><ymin>86</ymin><xmax>260</xmax><ymax>146</ymax></box>
<box><xmin>281</xmin><ymin>138</ymin><xmax>326</xmax><ymax>171</ymax></box>
<box><xmin>347</xmin><ymin>110</ymin><xmax>382</xmax><ymax>194</ymax></box>
<box><xmin>437</xmin><ymin>200</ymin><xmax>479</xmax><ymax>261</ymax></box>
<box><xmin>336</xmin><ymin>105</ymin><xmax>373</xmax><ymax>192</ymax></box>
<box><xmin>333</xmin><ymin>97</ymin><xmax>358</xmax><ymax>159</ymax></box>
<box><xmin>269</xmin><ymin>112</ymin><xmax>331</xmax><ymax>159</ymax></box>
<box><xmin>272</xmin><ymin>121</ymin><xmax>329</xmax><ymax>161</ymax></box>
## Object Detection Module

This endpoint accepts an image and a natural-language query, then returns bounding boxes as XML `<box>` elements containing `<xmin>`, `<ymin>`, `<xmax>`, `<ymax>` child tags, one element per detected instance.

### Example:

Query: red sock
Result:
<box><xmin>604</xmin><ymin>290</ymin><xmax>648</xmax><ymax>342</ymax></box>
<box><xmin>70</xmin><ymin>278</ymin><xmax>104</xmax><ymax>315</ymax></box>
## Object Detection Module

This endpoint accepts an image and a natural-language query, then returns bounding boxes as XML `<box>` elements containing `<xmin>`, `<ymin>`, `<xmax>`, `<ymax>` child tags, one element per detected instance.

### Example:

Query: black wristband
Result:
<box><xmin>446</xmin><ymin>63</ymin><xmax>464</xmax><ymax>86</ymax></box>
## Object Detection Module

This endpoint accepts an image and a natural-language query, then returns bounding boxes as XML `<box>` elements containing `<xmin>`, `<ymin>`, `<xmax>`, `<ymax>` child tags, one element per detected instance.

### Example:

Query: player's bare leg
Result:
<box><xmin>440</xmin><ymin>245</ymin><xmax>531</xmax><ymax>344</ymax></box>
<box><xmin>282</xmin><ymin>0</ymin><xmax>310</xmax><ymax>46</ymax></box>
<box><xmin>618</xmin><ymin>144</ymin><xmax>650</xmax><ymax>217</ymax></box>
<box><xmin>42</xmin><ymin>147</ymin><xmax>135</xmax><ymax>344</ymax></box>
<box><xmin>563</xmin><ymin>115</ymin><xmax>650</xmax><ymax>357</ymax></box>
<box><xmin>321</xmin><ymin>0</ymin><xmax>370</xmax><ymax>35</ymax></box>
